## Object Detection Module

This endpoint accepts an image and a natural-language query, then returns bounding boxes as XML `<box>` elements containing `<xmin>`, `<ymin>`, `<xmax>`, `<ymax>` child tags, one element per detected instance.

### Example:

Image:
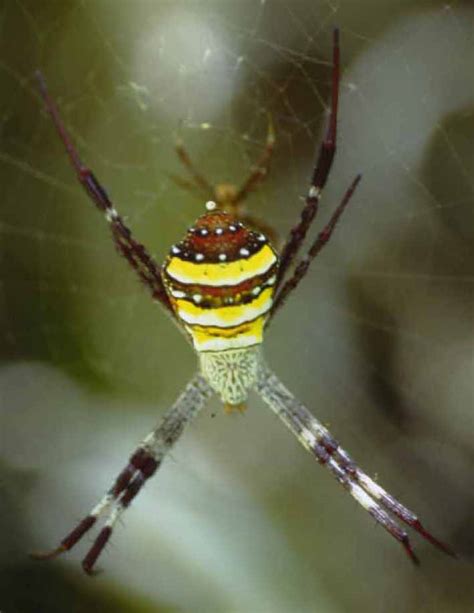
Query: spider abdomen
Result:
<box><xmin>199</xmin><ymin>346</ymin><xmax>262</xmax><ymax>406</ymax></box>
<box><xmin>162</xmin><ymin>207</ymin><xmax>278</xmax><ymax>354</ymax></box>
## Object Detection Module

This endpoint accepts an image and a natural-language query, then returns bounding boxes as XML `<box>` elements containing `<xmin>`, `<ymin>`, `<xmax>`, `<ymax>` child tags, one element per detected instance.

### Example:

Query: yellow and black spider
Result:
<box><xmin>31</xmin><ymin>30</ymin><xmax>453</xmax><ymax>574</ymax></box>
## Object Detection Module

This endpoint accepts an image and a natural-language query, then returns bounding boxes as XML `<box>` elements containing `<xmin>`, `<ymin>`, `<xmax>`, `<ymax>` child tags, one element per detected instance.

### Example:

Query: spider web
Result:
<box><xmin>1</xmin><ymin>1</ymin><xmax>473</xmax><ymax>612</ymax></box>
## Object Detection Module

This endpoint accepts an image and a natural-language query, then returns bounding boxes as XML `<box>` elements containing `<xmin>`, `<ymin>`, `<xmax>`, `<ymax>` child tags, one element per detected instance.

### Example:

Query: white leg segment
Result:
<box><xmin>255</xmin><ymin>362</ymin><xmax>453</xmax><ymax>562</ymax></box>
<box><xmin>32</xmin><ymin>373</ymin><xmax>213</xmax><ymax>573</ymax></box>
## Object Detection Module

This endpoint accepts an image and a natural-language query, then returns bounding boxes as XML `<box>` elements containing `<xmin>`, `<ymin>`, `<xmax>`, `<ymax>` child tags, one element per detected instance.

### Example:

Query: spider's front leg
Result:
<box><xmin>270</xmin><ymin>28</ymin><xmax>361</xmax><ymax>319</ymax></box>
<box><xmin>35</xmin><ymin>71</ymin><xmax>172</xmax><ymax>312</ymax></box>
<box><xmin>255</xmin><ymin>364</ymin><xmax>455</xmax><ymax>563</ymax></box>
<box><xmin>31</xmin><ymin>374</ymin><xmax>213</xmax><ymax>574</ymax></box>
<box><xmin>274</xmin><ymin>28</ymin><xmax>342</xmax><ymax>291</ymax></box>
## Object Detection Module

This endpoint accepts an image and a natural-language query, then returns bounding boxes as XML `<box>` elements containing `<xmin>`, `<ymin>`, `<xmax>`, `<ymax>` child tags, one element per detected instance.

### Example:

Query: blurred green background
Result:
<box><xmin>1</xmin><ymin>1</ymin><xmax>473</xmax><ymax>611</ymax></box>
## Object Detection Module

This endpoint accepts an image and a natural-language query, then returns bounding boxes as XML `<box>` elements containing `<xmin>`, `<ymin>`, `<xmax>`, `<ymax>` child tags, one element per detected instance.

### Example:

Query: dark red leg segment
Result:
<box><xmin>271</xmin><ymin>173</ymin><xmax>361</xmax><ymax>315</ymax></box>
<box><xmin>35</xmin><ymin>71</ymin><xmax>172</xmax><ymax>311</ymax></box>
<box><xmin>276</xmin><ymin>29</ymin><xmax>340</xmax><ymax>291</ymax></box>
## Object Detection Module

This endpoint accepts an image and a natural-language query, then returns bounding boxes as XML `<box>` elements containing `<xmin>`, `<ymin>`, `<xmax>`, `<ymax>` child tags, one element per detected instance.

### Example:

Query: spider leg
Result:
<box><xmin>31</xmin><ymin>374</ymin><xmax>213</xmax><ymax>574</ymax></box>
<box><xmin>275</xmin><ymin>28</ymin><xmax>341</xmax><ymax>292</ymax></box>
<box><xmin>338</xmin><ymin>455</ymin><xmax>455</xmax><ymax>556</ymax></box>
<box><xmin>168</xmin><ymin>172</ymin><xmax>210</xmax><ymax>199</ymax></box>
<box><xmin>270</xmin><ymin>173</ymin><xmax>361</xmax><ymax>316</ymax></box>
<box><xmin>35</xmin><ymin>71</ymin><xmax>172</xmax><ymax>312</ymax></box>
<box><xmin>232</xmin><ymin>113</ymin><xmax>276</xmax><ymax>206</ymax></box>
<box><xmin>174</xmin><ymin>139</ymin><xmax>215</xmax><ymax>197</ymax></box>
<box><xmin>255</xmin><ymin>364</ymin><xmax>455</xmax><ymax>562</ymax></box>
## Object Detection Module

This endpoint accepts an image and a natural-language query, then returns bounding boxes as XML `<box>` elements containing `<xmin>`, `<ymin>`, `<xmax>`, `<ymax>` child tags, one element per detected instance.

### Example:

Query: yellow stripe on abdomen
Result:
<box><xmin>162</xmin><ymin>209</ymin><xmax>280</xmax><ymax>353</ymax></box>
<box><xmin>175</xmin><ymin>287</ymin><xmax>273</xmax><ymax>328</ymax></box>
<box><xmin>186</xmin><ymin>316</ymin><xmax>266</xmax><ymax>352</ymax></box>
<box><xmin>166</xmin><ymin>244</ymin><xmax>277</xmax><ymax>286</ymax></box>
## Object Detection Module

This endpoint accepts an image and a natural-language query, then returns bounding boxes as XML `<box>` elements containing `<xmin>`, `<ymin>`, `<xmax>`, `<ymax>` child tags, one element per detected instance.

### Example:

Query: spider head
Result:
<box><xmin>213</xmin><ymin>182</ymin><xmax>239</xmax><ymax>209</ymax></box>
<box><xmin>162</xmin><ymin>202</ymin><xmax>279</xmax><ymax>356</ymax></box>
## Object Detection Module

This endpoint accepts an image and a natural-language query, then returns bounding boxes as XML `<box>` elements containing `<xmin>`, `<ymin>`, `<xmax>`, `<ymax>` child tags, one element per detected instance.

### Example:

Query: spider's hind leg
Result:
<box><xmin>31</xmin><ymin>374</ymin><xmax>212</xmax><ymax>574</ymax></box>
<box><xmin>255</xmin><ymin>364</ymin><xmax>455</xmax><ymax>562</ymax></box>
<box><xmin>30</xmin><ymin>446</ymin><xmax>159</xmax><ymax>573</ymax></box>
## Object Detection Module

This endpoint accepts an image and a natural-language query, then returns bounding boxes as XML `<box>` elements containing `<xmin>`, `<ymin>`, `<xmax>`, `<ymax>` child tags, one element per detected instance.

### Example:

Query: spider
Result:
<box><xmin>31</xmin><ymin>30</ymin><xmax>454</xmax><ymax>575</ymax></box>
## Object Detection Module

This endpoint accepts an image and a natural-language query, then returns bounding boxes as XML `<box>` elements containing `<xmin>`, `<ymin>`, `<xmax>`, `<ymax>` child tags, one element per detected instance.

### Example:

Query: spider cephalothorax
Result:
<box><xmin>32</xmin><ymin>30</ymin><xmax>454</xmax><ymax>575</ymax></box>
<box><xmin>171</xmin><ymin>116</ymin><xmax>279</xmax><ymax>245</ymax></box>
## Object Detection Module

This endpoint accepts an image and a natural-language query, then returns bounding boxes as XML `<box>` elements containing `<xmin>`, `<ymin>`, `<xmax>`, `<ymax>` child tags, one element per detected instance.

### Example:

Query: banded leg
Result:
<box><xmin>168</xmin><ymin>171</ymin><xmax>212</xmax><ymax>200</ymax></box>
<box><xmin>35</xmin><ymin>71</ymin><xmax>172</xmax><ymax>311</ymax></box>
<box><xmin>232</xmin><ymin>114</ymin><xmax>276</xmax><ymax>206</ymax></box>
<box><xmin>173</xmin><ymin>138</ymin><xmax>215</xmax><ymax>200</ymax></box>
<box><xmin>270</xmin><ymin>173</ymin><xmax>361</xmax><ymax>316</ymax></box>
<box><xmin>172</xmin><ymin>115</ymin><xmax>275</xmax><ymax>208</ymax></box>
<box><xmin>31</xmin><ymin>374</ymin><xmax>213</xmax><ymax>574</ymax></box>
<box><xmin>255</xmin><ymin>364</ymin><xmax>455</xmax><ymax>562</ymax></box>
<box><xmin>275</xmin><ymin>28</ymin><xmax>341</xmax><ymax>291</ymax></box>
<box><xmin>172</xmin><ymin>118</ymin><xmax>279</xmax><ymax>243</ymax></box>
<box><xmin>228</xmin><ymin>116</ymin><xmax>278</xmax><ymax>244</ymax></box>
